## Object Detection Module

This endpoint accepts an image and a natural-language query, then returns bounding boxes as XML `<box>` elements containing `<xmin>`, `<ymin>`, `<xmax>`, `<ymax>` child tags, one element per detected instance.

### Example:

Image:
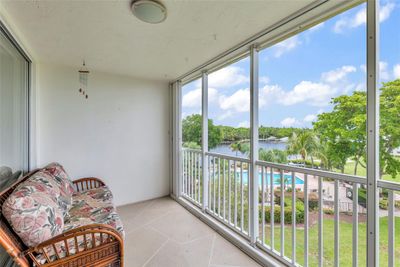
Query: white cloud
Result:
<box><xmin>321</xmin><ymin>65</ymin><xmax>356</xmax><ymax>83</ymax></box>
<box><xmin>259</xmin><ymin>84</ymin><xmax>285</xmax><ymax>108</ymax></box>
<box><xmin>219</xmin><ymin>88</ymin><xmax>250</xmax><ymax>112</ymax></box>
<box><xmin>280</xmin><ymin>117</ymin><xmax>298</xmax><ymax>127</ymax></box>
<box><xmin>182</xmin><ymin>87</ymin><xmax>218</xmax><ymax>108</ymax></box>
<box><xmin>238</xmin><ymin>121</ymin><xmax>250</xmax><ymax>128</ymax></box>
<box><xmin>393</xmin><ymin>64</ymin><xmax>400</xmax><ymax>79</ymax></box>
<box><xmin>217</xmin><ymin>110</ymin><xmax>233</xmax><ymax>121</ymax></box>
<box><xmin>361</xmin><ymin>62</ymin><xmax>398</xmax><ymax>80</ymax></box>
<box><xmin>208</xmin><ymin>66</ymin><xmax>248</xmax><ymax>88</ymax></box>
<box><xmin>380</xmin><ymin>2</ymin><xmax>396</xmax><ymax>22</ymax></box>
<box><xmin>304</xmin><ymin>114</ymin><xmax>317</xmax><ymax>122</ymax></box>
<box><xmin>274</xmin><ymin>36</ymin><xmax>301</xmax><ymax>58</ymax></box>
<box><xmin>259</xmin><ymin>81</ymin><xmax>334</xmax><ymax>108</ymax></box>
<box><xmin>333</xmin><ymin>3</ymin><xmax>395</xmax><ymax>33</ymax></box>
<box><xmin>281</xmin><ymin>81</ymin><xmax>333</xmax><ymax>107</ymax></box>
<box><xmin>379</xmin><ymin>61</ymin><xmax>390</xmax><ymax>80</ymax></box>
<box><xmin>259</xmin><ymin>76</ymin><xmax>270</xmax><ymax>85</ymax></box>
<box><xmin>258</xmin><ymin>65</ymin><xmax>359</xmax><ymax>108</ymax></box>
<box><xmin>355</xmin><ymin>82</ymin><xmax>366</xmax><ymax>91</ymax></box>
<box><xmin>182</xmin><ymin>88</ymin><xmax>201</xmax><ymax>108</ymax></box>
<box><xmin>333</xmin><ymin>19</ymin><xmax>348</xmax><ymax>34</ymax></box>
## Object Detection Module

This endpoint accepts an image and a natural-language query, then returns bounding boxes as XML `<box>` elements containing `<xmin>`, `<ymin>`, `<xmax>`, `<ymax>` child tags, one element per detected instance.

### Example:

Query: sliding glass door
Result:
<box><xmin>0</xmin><ymin>26</ymin><xmax>29</xmax><ymax>188</ymax></box>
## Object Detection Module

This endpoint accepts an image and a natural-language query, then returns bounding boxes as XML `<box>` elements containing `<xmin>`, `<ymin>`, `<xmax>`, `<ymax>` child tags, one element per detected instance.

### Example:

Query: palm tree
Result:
<box><xmin>287</xmin><ymin>130</ymin><xmax>320</xmax><ymax>166</ymax></box>
<box><xmin>259</xmin><ymin>149</ymin><xmax>287</xmax><ymax>163</ymax></box>
<box><xmin>230</xmin><ymin>142</ymin><xmax>241</xmax><ymax>156</ymax></box>
<box><xmin>311</xmin><ymin>141</ymin><xmax>329</xmax><ymax>169</ymax></box>
<box><xmin>230</xmin><ymin>141</ymin><xmax>250</xmax><ymax>156</ymax></box>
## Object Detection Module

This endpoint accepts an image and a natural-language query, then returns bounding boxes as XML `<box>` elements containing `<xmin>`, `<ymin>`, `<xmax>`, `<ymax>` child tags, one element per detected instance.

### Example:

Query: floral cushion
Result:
<box><xmin>42</xmin><ymin>163</ymin><xmax>75</xmax><ymax>216</ymax></box>
<box><xmin>65</xmin><ymin>189</ymin><xmax>124</xmax><ymax>237</ymax></box>
<box><xmin>72</xmin><ymin>185</ymin><xmax>114</xmax><ymax>205</ymax></box>
<box><xmin>2</xmin><ymin>171</ymin><xmax>64</xmax><ymax>247</ymax></box>
<box><xmin>34</xmin><ymin>188</ymin><xmax>123</xmax><ymax>265</ymax></box>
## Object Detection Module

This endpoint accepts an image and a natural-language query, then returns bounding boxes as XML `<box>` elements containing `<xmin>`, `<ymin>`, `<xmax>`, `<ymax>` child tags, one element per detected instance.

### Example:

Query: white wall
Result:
<box><xmin>36</xmin><ymin>63</ymin><xmax>170</xmax><ymax>206</ymax></box>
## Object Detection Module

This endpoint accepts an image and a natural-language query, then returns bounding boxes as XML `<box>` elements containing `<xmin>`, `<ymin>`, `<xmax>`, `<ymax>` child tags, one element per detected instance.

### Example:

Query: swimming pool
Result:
<box><xmin>237</xmin><ymin>171</ymin><xmax>304</xmax><ymax>185</ymax></box>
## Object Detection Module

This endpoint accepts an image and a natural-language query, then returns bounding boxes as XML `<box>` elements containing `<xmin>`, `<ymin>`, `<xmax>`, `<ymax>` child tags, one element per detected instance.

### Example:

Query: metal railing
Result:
<box><xmin>182</xmin><ymin>149</ymin><xmax>202</xmax><ymax>207</ymax></box>
<box><xmin>206</xmin><ymin>151</ymin><xmax>251</xmax><ymax>239</ymax></box>
<box><xmin>255</xmin><ymin>160</ymin><xmax>367</xmax><ymax>267</ymax></box>
<box><xmin>181</xmin><ymin>148</ymin><xmax>400</xmax><ymax>267</ymax></box>
<box><xmin>377</xmin><ymin>180</ymin><xmax>400</xmax><ymax>267</ymax></box>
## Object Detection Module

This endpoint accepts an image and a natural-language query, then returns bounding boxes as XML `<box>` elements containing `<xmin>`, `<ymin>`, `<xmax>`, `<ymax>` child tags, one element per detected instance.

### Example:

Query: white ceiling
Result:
<box><xmin>1</xmin><ymin>0</ymin><xmax>315</xmax><ymax>81</ymax></box>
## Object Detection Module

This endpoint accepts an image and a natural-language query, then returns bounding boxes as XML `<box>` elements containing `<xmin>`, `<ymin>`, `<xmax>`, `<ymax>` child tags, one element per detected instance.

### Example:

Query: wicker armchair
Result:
<box><xmin>0</xmin><ymin>170</ymin><xmax>124</xmax><ymax>267</ymax></box>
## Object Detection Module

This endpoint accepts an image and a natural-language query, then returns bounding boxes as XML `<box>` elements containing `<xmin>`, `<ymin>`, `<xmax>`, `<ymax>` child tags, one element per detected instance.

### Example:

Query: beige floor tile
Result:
<box><xmin>118</xmin><ymin>199</ymin><xmax>153</xmax><ymax>222</ymax></box>
<box><xmin>124</xmin><ymin>226</ymin><xmax>168</xmax><ymax>267</ymax></box>
<box><xmin>144</xmin><ymin>234</ymin><xmax>215</xmax><ymax>267</ymax></box>
<box><xmin>148</xmin><ymin>208</ymin><xmax>215</xmax><ymax>243</ymax></box>
<box><xmin>209</xmin><ymin>235</ymin><xmax>261</xmax><ymax>267</ymax></box>
<box><xmin>123</xmin><ymin>197</ymin><xmax>181</xmax><ymax>234</ymax></box>
<box><xmin>120</xmin><ymin>197</ymin><xmax>263</xmax><ymax>267</ymax></box>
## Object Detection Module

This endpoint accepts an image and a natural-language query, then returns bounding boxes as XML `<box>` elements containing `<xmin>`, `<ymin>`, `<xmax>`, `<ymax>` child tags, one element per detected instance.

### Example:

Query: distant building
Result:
<box><xmin>279</xmin><ymin>137</ymin><xmax>289</xmax><ymax>142</ymax></box>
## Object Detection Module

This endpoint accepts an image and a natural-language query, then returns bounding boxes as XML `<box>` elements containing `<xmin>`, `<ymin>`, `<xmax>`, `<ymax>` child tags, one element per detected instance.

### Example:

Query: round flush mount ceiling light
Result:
<box><xmin>131</xmin><ymin>0</ymin><xmax>167</xmax><ymax>24</ymax></box>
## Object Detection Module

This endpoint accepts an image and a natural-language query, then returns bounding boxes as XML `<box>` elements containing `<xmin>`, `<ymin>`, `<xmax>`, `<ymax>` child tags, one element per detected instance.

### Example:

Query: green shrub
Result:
<box><xmin>380</xmin><ymin>189</ymin><xmax>389</xmax><ymax>198</ymax></box>
<box><xmin>273</xmin><ymin>191</ymin><xmax>319</xmax><ymax>211</ymax></box>
<box><xmin>297</xmin><ymin>192</ymin><xmax>319</xmax><ymax>211</ymax></box>
<box><xmin>323</xmin><ymin>208</ymin><xmax>334</xmax><ymax>215</ymax></box>
<box><xmin>288</xmin><ymin>159</ymin><xmax>321</xmax><ymax>168</ymax></box>
<box><xmin>380</xmin><ymin>199</ymin><xmax>388</xmax><ymax>210</ymax></box>
<box><xmin>260</xmin><ymin>205</ymin><xmax>305</xmax><ymax>224</ymax></box>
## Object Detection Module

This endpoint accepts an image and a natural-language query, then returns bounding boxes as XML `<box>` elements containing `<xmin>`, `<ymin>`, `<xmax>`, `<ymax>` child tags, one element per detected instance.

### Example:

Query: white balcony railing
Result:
<box><xmin>182</xmin><ymin>149</ymin><xmax>203</xmax><ymax>206</ymax></box>
<box><xmin>181</xmin><ymin>148</ymin><xmax>400</xmax><ymax>267</ymax></box>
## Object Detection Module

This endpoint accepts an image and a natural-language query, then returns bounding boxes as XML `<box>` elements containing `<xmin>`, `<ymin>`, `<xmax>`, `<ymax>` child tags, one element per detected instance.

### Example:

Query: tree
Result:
<box><xmin>380</xmin><ymin>79</ymin><xmax>400</xmax><ymax>177</ymax></box>
<box><xmin>183</xmin><ymin>142</ymin><xmax>201</xmax><ymax>150</ymax></box>
<box><xmin>230</xmin><ymin>141</ymin><xmax>250</xmax><ymax>156</ymax></box>
<box><xmin>313</xmin><ymin>91</ymin><xmax>366</xmax><ymax>174</ymax></box>
<box><xmin>259</xmin><ymin>149</ymin><xmax>287</xmax><ymax>164</ymax></box>
<box><xmin>287</xmin><ymin>130</ymin><xmax>321</xmax><ymax>166</ymax></box>
<box><xmin>182</xmin><ymin>114</ymin><xmax>222</xmax><ymax>149</ymax></box>
<box><xmin>313</xmin><ymin>81</ymin><xmax>400</xmax><ymax>178</ymax></box>
<box><xmin>230</xmin><ymin>142</ymin><xmax>241</xmax><ymax>156</ymax></box>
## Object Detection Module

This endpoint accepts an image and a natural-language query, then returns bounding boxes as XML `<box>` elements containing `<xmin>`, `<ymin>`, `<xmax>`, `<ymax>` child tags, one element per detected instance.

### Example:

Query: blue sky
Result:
<box><xmin>182</xmin><ymin>1</ymin><xmax>400</xmax><ymax>128</ymax></box>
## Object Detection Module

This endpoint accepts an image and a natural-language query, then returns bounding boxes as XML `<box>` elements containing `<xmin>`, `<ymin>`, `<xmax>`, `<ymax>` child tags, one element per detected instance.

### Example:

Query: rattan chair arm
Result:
<box><xmin>25</xmin><ymin>224</ymin><xmax>124</xmax><ymax>267</ymax></box>
<box><xmin>72</xmin><ymin>177</ymin><xmax>106</xmax><ymax>192</ymax></box>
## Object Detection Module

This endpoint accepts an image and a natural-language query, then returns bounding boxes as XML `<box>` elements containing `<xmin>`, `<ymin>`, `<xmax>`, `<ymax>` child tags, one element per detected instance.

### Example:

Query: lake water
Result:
<box><xmin>210</xmin><ymin>141</ymin><xmax>287</xmax><ymax>157</ymax></box>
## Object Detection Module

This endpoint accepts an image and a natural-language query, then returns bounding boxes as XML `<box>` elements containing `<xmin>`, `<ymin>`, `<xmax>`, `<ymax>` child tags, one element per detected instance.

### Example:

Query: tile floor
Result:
<box><xmin>117</xmin><ymin>197</ymin><xmax>262</xmax><ymax>267</ymax></box>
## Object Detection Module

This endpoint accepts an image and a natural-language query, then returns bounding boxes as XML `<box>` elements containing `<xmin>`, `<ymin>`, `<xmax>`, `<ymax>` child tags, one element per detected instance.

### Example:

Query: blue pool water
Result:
<box><xmin>238</xmin><ymin>171</ymin><xmax>304</xmax><ymax>185</ymax></box>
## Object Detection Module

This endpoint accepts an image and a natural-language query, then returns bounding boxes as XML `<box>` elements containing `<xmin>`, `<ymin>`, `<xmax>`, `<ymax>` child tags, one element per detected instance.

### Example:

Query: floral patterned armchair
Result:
<box><xmin>0</xmin><ymin>163</ymin><xmax>124</xmax><ymax>267</ymax></box>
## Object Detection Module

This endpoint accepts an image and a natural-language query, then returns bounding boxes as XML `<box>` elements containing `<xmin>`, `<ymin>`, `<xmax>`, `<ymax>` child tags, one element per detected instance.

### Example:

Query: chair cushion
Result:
<box><xmin>2</xmin><ymin>171</ymin><xmax>64</xmax><ymax>247</ymax></box>
<box><xmin>42</xmin><ymin>163</ymin><xmax>75</xmax><ymax>215</ymax></box>
<box><xmin>72</xmin><ymin>185</ymin><xmax>114</xmax><ymax>205</ymax></box>
<box><xmin>65</xmin><ymin>187</ymin><xmax>124</xmax><ymax>236</ymax></box>
<box><xmin>34</xmin><ymin>187</ymin><xmax>123</xmax><ymax>265</ymax></box>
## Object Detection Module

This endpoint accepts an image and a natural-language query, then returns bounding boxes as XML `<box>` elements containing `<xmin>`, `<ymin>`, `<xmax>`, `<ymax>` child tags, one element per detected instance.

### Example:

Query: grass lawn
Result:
<box><xmin>342</xmin><ymin>161</ymin><xmax>400</xmax><ymax>182</ymax></box>
<box><xmin>260</xmin><ymin>217</ymin><xmax>400</xmax><ymax>267</ymax></box>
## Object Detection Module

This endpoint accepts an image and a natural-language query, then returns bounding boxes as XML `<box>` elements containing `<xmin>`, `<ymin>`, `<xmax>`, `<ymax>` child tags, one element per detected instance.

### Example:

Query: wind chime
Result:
<box><xmin>78</xmin><ymin>61</ymin><xmax>90</xmax><ymax>99</ymax></box>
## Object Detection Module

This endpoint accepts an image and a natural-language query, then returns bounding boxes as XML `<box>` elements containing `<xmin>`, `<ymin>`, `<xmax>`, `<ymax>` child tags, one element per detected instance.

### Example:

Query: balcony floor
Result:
<box><xmin>117</xmin><ymin>197</ymin><xmax>262</xmax><ymax>267</ymax></box>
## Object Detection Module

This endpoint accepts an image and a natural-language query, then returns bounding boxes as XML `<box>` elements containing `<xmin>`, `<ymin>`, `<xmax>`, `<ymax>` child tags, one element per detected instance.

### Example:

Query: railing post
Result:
<box><xmin>366</xmin><ymin>0</ymin><xmax>379</xmax><ymax>266</ymax></box>
<box><xmin>202</xmin><ymin>71</ymin><xmax>209</xmax><ymax>212</ymax></box>
<box><xmin>249</xmin><ymin>44</ymin><xmax>259</xmax><ymax>245</ymax></box>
